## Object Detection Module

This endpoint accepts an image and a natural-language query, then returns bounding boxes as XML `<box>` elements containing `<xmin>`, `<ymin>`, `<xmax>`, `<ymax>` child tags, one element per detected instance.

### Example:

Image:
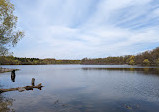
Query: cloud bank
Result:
<box><xmin>11</xmin><ymin>0</ymin><xmax>159</xmax><ymax>59</ymax></box>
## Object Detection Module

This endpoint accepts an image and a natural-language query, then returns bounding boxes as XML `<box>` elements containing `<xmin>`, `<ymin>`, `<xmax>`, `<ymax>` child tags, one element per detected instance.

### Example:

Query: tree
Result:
<box><xmin>127</xmin><ymin>56</ymin><xmax>135</xmax><ymax>65</ymax></box>
<box><xmin>0</xmin><ymin>0</ymin><xmax>24</xmax><ymax>56</ymax></box>
<box><xmin>155</xmin><ymin>58</ymin><xmax>159</xmax><ymax>66</ymax></box>
<box><xmin>129</xmin><ymin>59</ymin><xmax>135</xmax><ymax>65</ymax></box>
<box><xmin>143</xmin><ymin>59</ymin><xmax>150</xmax><ymax>66</ymax></box>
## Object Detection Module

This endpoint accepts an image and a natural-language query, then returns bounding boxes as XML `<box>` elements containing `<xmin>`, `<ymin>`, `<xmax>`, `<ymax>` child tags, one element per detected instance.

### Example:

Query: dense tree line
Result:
<box><xmin>81</xmin><ymin>47</ymin><xmax>159</xmax><ymax>66</ymax></box>
<box><xmin>0</xmin><ymin>47</ymin><xmax>159</xmax><ymax>66</ymax></box>
<box><xmin>0</xmin><ymin>56</ymin><xmax>81</xmax><ymax>65</ymax></box>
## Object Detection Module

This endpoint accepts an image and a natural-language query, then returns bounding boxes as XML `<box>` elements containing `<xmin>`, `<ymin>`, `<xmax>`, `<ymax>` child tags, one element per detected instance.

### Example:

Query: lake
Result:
<box><xmin>0</xmin><ymin>65</ymin><xmax>159</xmax><ymax>112</ymax></box>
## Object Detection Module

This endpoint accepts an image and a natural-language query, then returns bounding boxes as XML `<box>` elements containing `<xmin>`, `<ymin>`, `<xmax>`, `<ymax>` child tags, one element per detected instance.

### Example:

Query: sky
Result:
<box><xmin>11</xmin><ymin>0</ymin><xmax>159</xmax><ymax>59</ymax></box>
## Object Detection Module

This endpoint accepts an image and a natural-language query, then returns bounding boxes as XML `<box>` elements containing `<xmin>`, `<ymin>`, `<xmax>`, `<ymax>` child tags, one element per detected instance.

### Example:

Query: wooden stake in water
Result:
<box><xmin>32</xmin><ymin>78</ymin><xmax>35</xmax><ymax>86</ymax></box>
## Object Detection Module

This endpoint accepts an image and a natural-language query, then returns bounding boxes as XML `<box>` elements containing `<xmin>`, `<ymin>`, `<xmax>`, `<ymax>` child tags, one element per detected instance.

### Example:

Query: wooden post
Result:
<box><xmin>31</xmin><ymin>78</ymin><xmax>35</xmax><ymax>86</ymax></box>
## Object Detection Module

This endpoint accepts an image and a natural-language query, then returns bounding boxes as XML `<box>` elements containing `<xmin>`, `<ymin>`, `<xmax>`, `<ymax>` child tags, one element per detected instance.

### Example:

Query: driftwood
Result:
<box><xmin>0</xmin><ymin>83</ymin><xmax>43</xmax><ymax>93</ymax></box>
<box><xmin>0</xmin><ymin>70</ymin><xmax>44</xmax><ymax>93</ymax></box>
<box><xmin>0</xmin><ymin>77</ymin><xmax>44</xmax><ymax>94</ymax></box>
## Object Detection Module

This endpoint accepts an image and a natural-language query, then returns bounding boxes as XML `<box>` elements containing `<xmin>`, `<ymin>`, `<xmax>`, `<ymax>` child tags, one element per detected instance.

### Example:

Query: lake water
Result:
<box><xmin>0</xmin><ymin>65</ymin><xmax>159</xmax><ymax>112</ymax></box>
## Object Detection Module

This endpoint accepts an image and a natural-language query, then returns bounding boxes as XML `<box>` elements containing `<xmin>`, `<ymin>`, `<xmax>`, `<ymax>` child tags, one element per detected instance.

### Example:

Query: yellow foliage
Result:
<box><xmin>143</xmin><ymin>59</ymin><xmax>150</xmax><ymax>65</ymax></box>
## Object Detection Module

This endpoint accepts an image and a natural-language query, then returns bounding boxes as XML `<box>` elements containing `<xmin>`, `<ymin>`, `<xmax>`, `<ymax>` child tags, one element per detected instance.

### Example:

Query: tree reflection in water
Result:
<box><xmin>82</xmin><ymin>67</ymin><xmax>159</xmax><ymax>76</ymax></box>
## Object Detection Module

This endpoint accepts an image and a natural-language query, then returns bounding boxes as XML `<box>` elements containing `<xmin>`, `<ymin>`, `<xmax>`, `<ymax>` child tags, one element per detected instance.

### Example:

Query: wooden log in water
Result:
<box><xmin>0</xmin><ymin>83</ymin><xmax>43</xmax><ymax>93</ymax></box>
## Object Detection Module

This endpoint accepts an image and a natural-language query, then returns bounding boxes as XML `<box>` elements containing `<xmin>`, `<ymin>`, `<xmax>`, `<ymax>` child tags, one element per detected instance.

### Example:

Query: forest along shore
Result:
<box><xmin>0</xmin><ymin>47</ymin><xmax>159</xmax><ymax>66</ymax></box>
<box><xmin>0</xmin><ymin>67</ymin><xmax>17</xmax><ymax>73</ymax></box>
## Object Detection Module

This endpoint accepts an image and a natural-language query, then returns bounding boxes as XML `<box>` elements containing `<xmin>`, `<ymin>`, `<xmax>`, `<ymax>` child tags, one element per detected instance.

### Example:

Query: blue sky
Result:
<box><xmin>11</xmin><ymin>0</ymin><xmax>159</xmax><ymax>59</ymax></box>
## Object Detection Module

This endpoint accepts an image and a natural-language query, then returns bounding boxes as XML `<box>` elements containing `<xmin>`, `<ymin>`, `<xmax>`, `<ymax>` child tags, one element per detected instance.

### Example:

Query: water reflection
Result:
<box><xmin>1</xmin><ymin>65</ymin><xmax>159</xmax><ymax>112</ymax></box>
<box><xmin>66</xmin><ymin>98</ymin><xmax>159</xmax><ymax>112</ymax></box>
<box><xmin>82</xmin><ymin>67</ymin><xmax>159</xmax><ymax>75</ymax></box>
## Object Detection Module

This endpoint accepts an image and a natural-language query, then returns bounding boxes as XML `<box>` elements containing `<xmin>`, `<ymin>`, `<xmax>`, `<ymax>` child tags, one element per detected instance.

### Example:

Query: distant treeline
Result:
<box><xmin>81</xmin><ymin>47</ymin><xmax>159</xmax><ymax>66</ymax></box>
<box><xmin>0</xmin><ymin>47</ymin><xmax>159</xmax><ymax>66</ymax></box>
<box><xmin>0</xmin><ymin>57</ymin><xmax>80</xmax><ymax>65</ymax></box>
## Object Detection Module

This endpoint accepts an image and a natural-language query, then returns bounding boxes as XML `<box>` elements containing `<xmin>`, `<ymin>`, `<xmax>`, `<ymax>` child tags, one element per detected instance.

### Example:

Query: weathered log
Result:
<box><xmin>0</xmin><ymin>83</ymin><xmax>43</xmax><ymax>93</ymax></box>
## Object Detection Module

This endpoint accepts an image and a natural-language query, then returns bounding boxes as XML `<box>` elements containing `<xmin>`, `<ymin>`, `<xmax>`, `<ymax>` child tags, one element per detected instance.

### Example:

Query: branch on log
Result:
<box><xmin>0</xmin><ymin>83</ymin><xmax>44</xmax><ymax>93</ymax></box>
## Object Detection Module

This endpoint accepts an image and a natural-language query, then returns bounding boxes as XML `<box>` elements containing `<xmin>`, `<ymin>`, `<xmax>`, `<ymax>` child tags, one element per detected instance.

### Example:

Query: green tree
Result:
<box><xmin>0</xmin><ymin>0</ymin><xmax>24</xmax><ymax>56</ymax></box>
<box><xmin>143</xmin><ymin>59</ymin><xmax>150</xmax><ymax>66</ymax></box>
<box><xmin>33</xmin><ymin>60</ymin><xmax>38</xmax><ymax>65</ymax></box>
<box><xmin>127</xmin><ymin>56</ymin><xmax>135</xmax><ymax>65</ymax></box>
<box><xmin>129</xmin><ymin>59</ymin><xmax>135</xmax><ymax>65</ymax></box>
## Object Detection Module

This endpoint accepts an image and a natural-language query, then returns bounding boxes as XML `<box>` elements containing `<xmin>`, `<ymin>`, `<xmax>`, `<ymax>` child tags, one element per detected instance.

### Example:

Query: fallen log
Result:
<box><xmin>0</xmin><ymin>83</ymin><xmax>43</xmax><ymax>93</ymax></box>
<box><xmin>0</xmin><ymin>67</ymin><xmax>18</xmax><ymax>73</ymax></box>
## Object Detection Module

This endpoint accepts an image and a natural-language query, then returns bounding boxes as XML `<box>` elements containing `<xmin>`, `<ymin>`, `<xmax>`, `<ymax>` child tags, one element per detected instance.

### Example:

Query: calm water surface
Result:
<box><xmin>0</xmin><ymin>65</ymin><xmax>159</xmax><ymax>112</ymax></box>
